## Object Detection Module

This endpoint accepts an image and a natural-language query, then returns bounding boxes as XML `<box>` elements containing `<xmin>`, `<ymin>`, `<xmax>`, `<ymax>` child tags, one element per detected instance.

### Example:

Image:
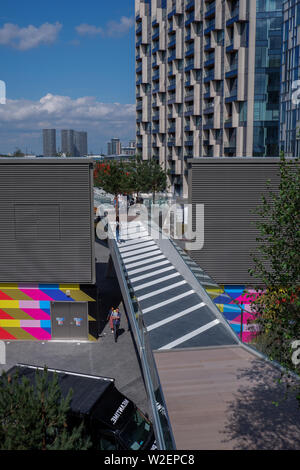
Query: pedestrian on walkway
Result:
<box><xmin>116</xmin><ymin>217</ymin><xmax>120</xmax><ymax>243</ymax></box>
<box><xmin>108</xmin><ymin>307</ymin><xmax>115</xmax><ymax>333</ymax></box>
<box><xmin>112</xmin><ymin>308</ymin><xmax>121</xmax><ymax>343</ymax></box>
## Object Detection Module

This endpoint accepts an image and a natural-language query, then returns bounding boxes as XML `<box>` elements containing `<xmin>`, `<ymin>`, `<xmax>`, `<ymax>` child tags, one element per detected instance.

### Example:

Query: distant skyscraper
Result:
<box><xmin>60</xmin><ymin>130</ymin><xmax>88</xmax><ymax>156</ymax></box>
<box><xmin>61</xmin><ymin>129</ymin><xmax>75</xmax><ymax>156</ymax></box>
<box><xmin>74</xmin><ymin>131</ymin><xmax>88</xmax><ymax>156</ymax></box>
<box><xmin>107</xmin><ymin>138</ymin><xmax>121</xmax><ymax>155</ymax></box>
<box><xmin>43</xmin><ymin>129</ymin><xmax>56</xmax><ymax>157</ymax></box>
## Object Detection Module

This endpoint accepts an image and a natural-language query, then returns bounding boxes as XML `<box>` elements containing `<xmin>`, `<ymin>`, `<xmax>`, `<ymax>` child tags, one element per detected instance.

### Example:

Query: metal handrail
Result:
<box><xmin>107</xmin><ymin>225</ymin><xmax>176</xmax><ymax>450</ymax></box>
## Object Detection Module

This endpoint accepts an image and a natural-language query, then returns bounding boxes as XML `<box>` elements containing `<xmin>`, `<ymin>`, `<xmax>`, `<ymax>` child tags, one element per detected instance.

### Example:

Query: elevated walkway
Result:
<box><xmin>107</xmin><ymin>219</ymin><xmax>300</xmax><ymax>450</ymax></box>
<box><xmin>118</xmin><ymin>222</ymin><xmax>238</xmax><ymax>351</ymax></box>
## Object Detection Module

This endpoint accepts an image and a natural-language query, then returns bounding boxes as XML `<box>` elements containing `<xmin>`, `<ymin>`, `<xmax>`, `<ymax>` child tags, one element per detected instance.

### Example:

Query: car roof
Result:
<box><xmin>6</xmin><ymin>364</ymin><xmax>114</xmax><ymax>415</ymax></box>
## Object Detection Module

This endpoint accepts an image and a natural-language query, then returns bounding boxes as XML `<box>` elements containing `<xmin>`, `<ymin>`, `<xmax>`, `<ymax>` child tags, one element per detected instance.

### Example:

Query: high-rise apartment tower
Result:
<box><xmin>43</xmin><ymin>129</ymin><xmax>57</xmax><ymax>157</ymax></box>
<box><xmin>135</xmin><ymin>0</ymin><xmax>283</xmax><ymax>197</ymax></box>
<box><xmin>107</xmin><ymin>138</ymin><xmax>122</xmax><ymax>155</ymax></box>
<box><xmin>61</xmin><ymin>130</ymin><xmax>88</xmax><ymax>156</ymax></box>
<box><xmin>61</xmin><ymin>129</ymin><xmax>75</xmax><ymax>156</ymax></box>
<box><xmin>280</xmin><ymin>0</ymin><xmax>300</xmax><ymax>157</ymax></box>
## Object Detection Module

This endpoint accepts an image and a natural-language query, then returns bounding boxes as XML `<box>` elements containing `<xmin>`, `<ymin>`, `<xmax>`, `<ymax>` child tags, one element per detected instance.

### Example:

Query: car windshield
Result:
<box><xmin>119</xmin><ymin>409</ymin><xmax>152</xmax><ymax>450</ymax></box>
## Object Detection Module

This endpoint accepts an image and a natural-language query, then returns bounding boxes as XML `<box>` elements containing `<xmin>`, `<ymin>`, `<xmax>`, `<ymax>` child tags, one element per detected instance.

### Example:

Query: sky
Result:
<box><xmin>0</xmin><ymin>0</ymin><xmax>136</xmax><ymax>154</ymax></box>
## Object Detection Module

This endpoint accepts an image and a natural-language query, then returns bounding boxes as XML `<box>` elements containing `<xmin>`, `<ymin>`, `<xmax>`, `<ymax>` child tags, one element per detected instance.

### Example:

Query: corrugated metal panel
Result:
<box><xmin>189</xmin><ymin>161</ymin><xmax>282</xmax><ymax>285</ymax></box>
<box><xmin>0</xmin><ymin>162</ymin><xmax>94</xmax><ymax>284</ymax></box>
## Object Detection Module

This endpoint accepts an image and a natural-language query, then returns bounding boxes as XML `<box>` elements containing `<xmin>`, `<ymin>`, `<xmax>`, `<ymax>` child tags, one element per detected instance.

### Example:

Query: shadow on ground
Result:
<box><xmin>221</xmin><ymin>358</ymin><xmax>300</xmax><ymax>449</ymax></box>
<box><xmin>96</xmin><ymin>259</ymin><xmax>123</xmax><ymax>335</ymax></box>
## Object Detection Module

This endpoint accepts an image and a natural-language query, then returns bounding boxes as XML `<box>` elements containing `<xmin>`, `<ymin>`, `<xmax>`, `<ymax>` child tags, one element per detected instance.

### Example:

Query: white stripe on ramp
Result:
<box><xmin>142</xmin><ymin>290</ymin><xmax>195</xmax><ymax>314</ymax></box>
<box><xmin>119</xmin><ymin>241</ymin><xmax>155</xmax><ymax>253</ymax></box>
<box><xmin>131</xmin><ymin>266</ymin><xmax>175</xmax><ymax>283</ymax></box>
<box><xmin>127</xmin><ymin>260</ymin><xmax>170</xmax><ymax>275</ymax></box>
<box><xmin>122</xmin><ymin>250</ymin><xmax>161</xmax><ymax>263</ymax></box>
<box><xmin>137</xmin><ymin>280</ymin><xmax>187</xmax><ymax>300</ymax></box>
<box><xmin>121</xmin><ymin>236</ymin><xmax>152</xmax><ymax>246</ymax></box>
<box><xmin>147</xmin><ymin>302</ymin><xmax>206</xmax><ymax>332</ymax></box>
<box><xmin>158</xmin><ymin>319</ymin><xmax>220</xmax><ymax>350</ymax></box>
<box><xmin>122</xmin><ymin>246</ymin><xmax>159</xmax><ymax>258</ymax></box>
<box><xmin>134</xmin><ymin>272</ymin><xmax>181</xmax><ymax>291</ymax></box>
<box><xmin>125</xmin><ymin>255</ymin><xmax>166</xmax><ymax>270</ymax></box>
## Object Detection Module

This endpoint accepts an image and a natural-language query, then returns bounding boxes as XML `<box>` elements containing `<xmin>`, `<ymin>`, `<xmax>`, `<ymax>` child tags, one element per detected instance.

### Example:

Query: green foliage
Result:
<box><xmin>94</xmin><ymin>160</ymin><xmax>132</xmax><ymax>197</ymax></box>
<box><xmin>248</xmin><ymin>156</ymin><xmax>300</xmax><ymax>372</ymax></box>
<box><xmin>0</xmin><ymin>368</ymin><xmax>91</xmax><ymax>450</ymax></box>
<box><xmin>143</xmin><ymin>158</ymin><xmax>168</xmax><ymax>203</ymax></box>
<box><xmin>94</xmin><ymin>157</ymin><xmax>168</xmax><ymax>203</ymax></box>
<box><xmin>127</xmin><ymin>156</ymin><xmax>148</xmax><ymax>196</ymax></box>
<box><xmin>249</xmin><ymin>287</ymin><xmax>300</xmax><ymax>369</ymax></box>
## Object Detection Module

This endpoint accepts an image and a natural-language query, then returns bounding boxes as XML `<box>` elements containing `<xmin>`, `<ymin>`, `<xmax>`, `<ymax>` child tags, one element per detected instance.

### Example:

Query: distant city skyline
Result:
<box><xmin>0</xmin><ymin>0</ymin><xmax>135</xmax><ymax>154</ymax></box>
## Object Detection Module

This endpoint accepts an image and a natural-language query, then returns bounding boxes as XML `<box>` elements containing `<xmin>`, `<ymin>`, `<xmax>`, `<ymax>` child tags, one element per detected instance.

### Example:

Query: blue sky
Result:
<box><xmin>0</xmin><ymin>0</ymin><xmax>136</xmax><ymax>154</ymax></box>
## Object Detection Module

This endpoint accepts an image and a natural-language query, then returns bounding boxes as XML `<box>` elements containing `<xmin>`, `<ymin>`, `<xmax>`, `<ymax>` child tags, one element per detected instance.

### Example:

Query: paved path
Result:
<box><xmin>0</xmin><ymin>239</ymin><xmax>149</xmax><ymax>415</ymax></box>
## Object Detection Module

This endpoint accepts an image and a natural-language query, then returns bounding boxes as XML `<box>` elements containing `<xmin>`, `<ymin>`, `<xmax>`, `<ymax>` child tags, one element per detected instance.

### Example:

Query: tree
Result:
<box><xmin>248</xmin><ymin>156</ymin><xmax>300</xmax><ymax>371</ymax></box>
<box><xmin>94</xmin><ymin>157</ymin><xmax>169</xmax><ymax>217</ymax></box>
<box><xmin>142</xmin><ymin>159</ymin><xmax>168</xmax><ymax>203</ymax></box>
<box><xmin>128</xmin><ymin>156</ymin><xmax>145</xmax><ymax>198</ymax></box>
<box><xmin>94</xmin><ymin>159</ymin><xmax>132</xmax><ymax>219</ymax></box>
<box><xmin>0</xmin><ymin>368</ymin><xmax>91</xmax><ymax>450</ymax></box>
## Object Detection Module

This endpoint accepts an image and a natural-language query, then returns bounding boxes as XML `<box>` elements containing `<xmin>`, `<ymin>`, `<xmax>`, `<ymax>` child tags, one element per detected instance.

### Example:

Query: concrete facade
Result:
<box><xmin>281</xmin><ymin>0</ymin><xmax>300</xmax><ymax>157</ymax></box>
<box><xmin>135</xmin><ymin>0</ymin><xmax>282</xmax><ymax>197</ymax></box>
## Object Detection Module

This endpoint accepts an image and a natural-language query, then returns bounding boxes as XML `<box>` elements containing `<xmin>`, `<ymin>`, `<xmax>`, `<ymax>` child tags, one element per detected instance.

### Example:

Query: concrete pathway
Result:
<box><xmin>0</xmin><ymin>239</ymin><xmax>149</xmax><ymax>415</ymax></box>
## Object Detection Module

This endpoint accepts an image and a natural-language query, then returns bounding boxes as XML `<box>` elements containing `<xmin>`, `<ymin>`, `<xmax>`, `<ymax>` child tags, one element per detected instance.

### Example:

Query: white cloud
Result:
<box><xmin>106</xmin><ymin>16</ymin><xmax>135</xmax><ymax>37</ymax></box>
<box><xmin>76</xmin><ymin>23</ymin><xmax>103</xmax><ymax>36</ymax></box>
<box><xmin>0</xmin><ymin>93</ymin><xmax>135</xmax><ymax>154</ymax></box>
<box><xmin>76</xmin><ymin>16</ymin><xmax>134</xmax><ymax>38</ymax></box>
<box><xmin>0</xmin><ymin>22</ymin><xmax>62</xmax><ymax>50</ymax></box>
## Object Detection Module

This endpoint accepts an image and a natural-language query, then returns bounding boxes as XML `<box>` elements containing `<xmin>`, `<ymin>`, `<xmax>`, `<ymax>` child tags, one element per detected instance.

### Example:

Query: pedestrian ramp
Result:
<box><xmin>117</xmin><ymin>221</ymin><xmax>238</xmax><ymax>351</ymax></box>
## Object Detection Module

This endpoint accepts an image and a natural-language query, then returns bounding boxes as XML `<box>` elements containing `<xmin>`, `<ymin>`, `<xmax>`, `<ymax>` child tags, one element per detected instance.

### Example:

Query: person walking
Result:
<box><xmin>108</xmin><ymin>307</ymin><xmax>115</xmax><ymax>334</ymax></box>
<box><xmin>112</xmin><ymin>308</ymin><xmax>121</xmax><ymax>343</ymax></box>
<box><xmin>116</xmin><ymin>217</ymin><xmax>120</xmax><ymax>244</ymax></box>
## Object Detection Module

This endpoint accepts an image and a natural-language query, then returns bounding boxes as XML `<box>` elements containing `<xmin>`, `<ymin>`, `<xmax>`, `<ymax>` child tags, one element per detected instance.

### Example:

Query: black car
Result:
<box><xmin>8</xmin><ymin>364</ymin><xmax>156</xmax><ymax>451</ymax></box>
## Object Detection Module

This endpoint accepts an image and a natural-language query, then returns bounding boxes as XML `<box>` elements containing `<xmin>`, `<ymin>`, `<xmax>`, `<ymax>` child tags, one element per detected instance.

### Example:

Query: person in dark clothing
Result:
<box><xmin>116</xmin><ymin>216</ymin><xmax>120</xmax><ymax>243</ymax></box>
<box><xmin>112</xmin><ymin>308</ymin><xmax>121</xmax><ymax>343</ymax></box>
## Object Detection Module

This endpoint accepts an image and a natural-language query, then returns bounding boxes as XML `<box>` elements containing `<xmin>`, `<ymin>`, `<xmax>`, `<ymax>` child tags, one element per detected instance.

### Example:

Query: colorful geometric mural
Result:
<box><xmin>207</xmin><ymin>285</ymin><xmax>258</xmax><ymax>343</ymax></box>
<box><xmin>0</xmin><ymin>284</ymin><xmax>96</xmax><ymax>341</ymax></box>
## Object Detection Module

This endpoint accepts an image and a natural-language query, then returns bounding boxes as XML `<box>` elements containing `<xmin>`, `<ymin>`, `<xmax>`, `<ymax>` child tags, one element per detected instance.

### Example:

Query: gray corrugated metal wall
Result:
<box><xmin>188</xmin><ymin>160</ymin><xmax>283</xmax><ymax>285</ymax></box>
<box><xmin>0</xmin><ymin>160</ymin><xmax>95</xmax><ymax>284</ymax></box>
